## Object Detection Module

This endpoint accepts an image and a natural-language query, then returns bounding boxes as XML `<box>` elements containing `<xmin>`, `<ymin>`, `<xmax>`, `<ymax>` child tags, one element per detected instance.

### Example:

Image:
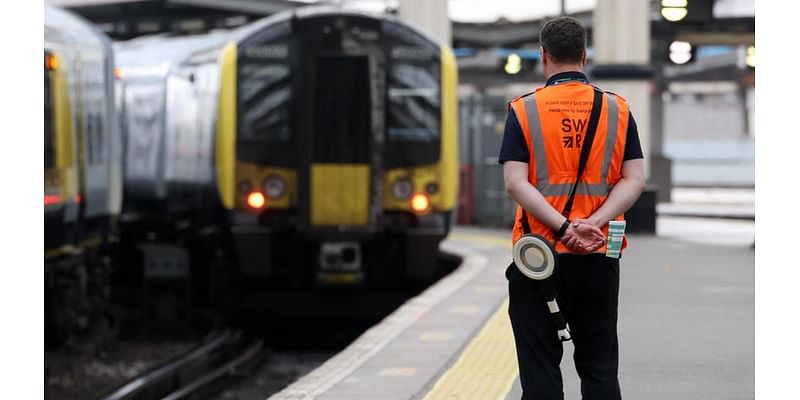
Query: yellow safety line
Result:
<box><xmin>448</xmin><ymin>232</ymin><xmax>512</xmax><ymax>249</ymax></box>
<box><xmin>423</xmin><ymin>298</ymin><xmax>518</xmax><ymax>400</ymax></box>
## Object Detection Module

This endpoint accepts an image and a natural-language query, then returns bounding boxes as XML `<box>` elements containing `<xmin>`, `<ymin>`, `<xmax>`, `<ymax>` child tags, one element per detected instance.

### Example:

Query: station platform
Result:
<box><xmin>269</xmin><ymin>226</ymin><xmax>754</xmax><ymax>400</ymax></box>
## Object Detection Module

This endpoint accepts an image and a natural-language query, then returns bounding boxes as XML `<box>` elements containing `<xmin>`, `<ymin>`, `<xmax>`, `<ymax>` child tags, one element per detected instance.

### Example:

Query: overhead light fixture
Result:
<box><xmin>661</xmin><ymin>0</ymin><xmax>688</xmax><ymax>22</ymax></box>
<box><xmin>745</xmin><ymin>46</ymin><xmax>755</xmax><ymax>68</ymax></box>
<box><xmin>504</xmin><ymin>53</ymin><xmax>522</xmax><ymax>75</ymax></box>
<box><xmin>669</xmin><ymin>41</ymin><xmax>693</xmax><ymax>64</ymax></box>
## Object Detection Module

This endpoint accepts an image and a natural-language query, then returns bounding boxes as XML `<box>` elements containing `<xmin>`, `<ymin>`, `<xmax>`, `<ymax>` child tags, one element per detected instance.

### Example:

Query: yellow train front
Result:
<box><xmin>216</xmin><ymin>8</ymin><xmax>458</xmax><ymax>292</ymax></box>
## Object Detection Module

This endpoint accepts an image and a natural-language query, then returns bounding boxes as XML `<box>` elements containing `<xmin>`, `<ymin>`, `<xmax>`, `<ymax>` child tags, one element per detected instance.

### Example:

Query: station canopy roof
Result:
<box><xmin>47</xmin><ymin>0</ymin><xmax>754</xmax><ymax>23</ymax></box>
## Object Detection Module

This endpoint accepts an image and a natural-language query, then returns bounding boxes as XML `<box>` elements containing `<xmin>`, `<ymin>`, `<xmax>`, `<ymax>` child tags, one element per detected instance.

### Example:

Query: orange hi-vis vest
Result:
<box><xmin>509</xmin><ymin>81</ymin><xmax>630</xmax><ymax>254</ymax></box>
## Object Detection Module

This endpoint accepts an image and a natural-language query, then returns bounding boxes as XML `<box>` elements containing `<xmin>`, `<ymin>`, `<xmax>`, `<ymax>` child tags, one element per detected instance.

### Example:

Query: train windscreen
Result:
<box><xmin>382</xmin><ymin>23</ymin><xmax>442</xmax><ymax>168</ymax></box>
<box><xmin>387</xmin><ymin>63</ymin><xmax>440</xmax><ymax>144</ymax></box>
<box><xmin>237</xmin><ymin>40</ymin><xmax>294</xmax><ymax>166</ymax></box>
<box><xmin>239</xmin><ymin>63</ymin><xmax>292</xmax><ymax>144</ymax></box>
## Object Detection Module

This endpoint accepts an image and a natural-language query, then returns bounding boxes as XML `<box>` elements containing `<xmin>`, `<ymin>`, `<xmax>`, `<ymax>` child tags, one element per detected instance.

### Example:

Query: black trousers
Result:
<box><xmin>506</xmin><ymin>254</ymin><xmax>621</xmax><ymax>400</ymax></box>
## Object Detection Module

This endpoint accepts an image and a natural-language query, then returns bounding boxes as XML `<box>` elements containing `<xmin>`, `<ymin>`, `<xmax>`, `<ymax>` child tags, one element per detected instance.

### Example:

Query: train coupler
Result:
<box><xmin>316</xmin><ymin>242</ymin><xmax>363</xmax><ymax>286</ymax></box>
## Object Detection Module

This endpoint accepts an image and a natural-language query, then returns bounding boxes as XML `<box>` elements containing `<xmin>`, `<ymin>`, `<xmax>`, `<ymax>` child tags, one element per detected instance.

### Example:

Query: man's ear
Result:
<box><xmin>582</xmin><ymin>49</ymin><xmax>588</xmax><ymax>66</ymax></box>
<box><xmin>540</xmin><ymin>47</ymin><xmax>547</xmax><ymax>66</ymax></box>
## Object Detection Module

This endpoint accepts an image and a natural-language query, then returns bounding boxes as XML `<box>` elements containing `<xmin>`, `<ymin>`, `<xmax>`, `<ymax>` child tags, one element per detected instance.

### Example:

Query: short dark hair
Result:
<box><xmin>539</xmin><ymin>16</ymin><xmax>587</xmax><ymax>64</ymax></box>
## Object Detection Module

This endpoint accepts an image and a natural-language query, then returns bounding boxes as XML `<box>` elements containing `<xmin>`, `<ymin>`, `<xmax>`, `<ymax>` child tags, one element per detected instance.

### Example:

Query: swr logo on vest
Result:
<box><xmin>561</xmin><ymin>118</ymin><xmax>586</xmax><ymax>148</ymax></box>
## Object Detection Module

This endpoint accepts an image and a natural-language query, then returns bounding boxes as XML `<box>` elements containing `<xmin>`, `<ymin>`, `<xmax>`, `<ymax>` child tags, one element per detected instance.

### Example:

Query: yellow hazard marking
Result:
<box><xmin>378</xmin><ymin>367</ymin><xmax>418</xmax><ymax>377</ymax></box>
<box><xmin>448</xmin><ymin>232</ymin><xmax>512</xmax><ymax>249</ymax></box>
<box><xmin>423</xmin><ymin>298</ymin><xmax>518</xmax><ymax>400</ymax></box>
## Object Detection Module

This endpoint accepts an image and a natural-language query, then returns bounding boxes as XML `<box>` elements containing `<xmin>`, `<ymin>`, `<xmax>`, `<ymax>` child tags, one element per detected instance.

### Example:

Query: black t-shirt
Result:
<box><xmin>498</xmin><ymin>71</ymin><xmax>644</xmax><ymax>165</ymax></box>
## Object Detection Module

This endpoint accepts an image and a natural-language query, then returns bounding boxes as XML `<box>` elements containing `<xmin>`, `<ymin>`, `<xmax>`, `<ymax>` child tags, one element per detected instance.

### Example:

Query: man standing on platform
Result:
<box><xmin>499</xmin><ymin>17</ymin><xmax>645</xmax><ymax>400</ymax></box>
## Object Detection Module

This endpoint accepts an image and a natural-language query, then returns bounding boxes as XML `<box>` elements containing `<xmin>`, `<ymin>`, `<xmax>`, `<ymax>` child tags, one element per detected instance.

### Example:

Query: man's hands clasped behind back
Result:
<box><xmin>560</xmin><ymin>219</ymin><xmax>605</xmax><ymax>254</ymax></box>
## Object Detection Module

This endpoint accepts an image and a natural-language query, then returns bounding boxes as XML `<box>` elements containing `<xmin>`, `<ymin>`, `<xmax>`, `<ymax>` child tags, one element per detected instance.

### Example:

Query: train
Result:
<box><xmin>115</xmin><ymin>6</ymin><xmax>459</xmax><ymax>316</ymax></box>
<box><xmin>44</xmin><ymin>4</ymin><xmax>122</xmax><ymax>345</ymax></box>
<box><xmin>46</xmin><ymin>5</ymin><xmax>459</xmax><ymax>329</ymax></box>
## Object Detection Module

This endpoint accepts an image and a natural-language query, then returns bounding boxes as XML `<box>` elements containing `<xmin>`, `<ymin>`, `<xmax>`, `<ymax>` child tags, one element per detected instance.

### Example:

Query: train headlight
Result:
<box><xmin>425</xmin><ymin>182</ymin><xmax>439</xmax><ymax>195</ymax></box>
<box><xmin>264</xmin><ymin>176</ymin><xmax>287</xmax><ymax>199</ymax></box>
<box><xmin>247</xmin><ymin>192</ymin><xmax>266</xmax><ymax>209</ymax></box>
<box><xmin>239</xmin><ymin>181</ymin><xmax>252</xmax><ymax>193</ymax></box>
<box><xmin>411</xmin><ymin>193</ymin><xmax>430</xmax><ymax>213</ymax></box>
<box><xmin>392</xmin><ymin>178</ymin><xmax>413</xmax><ymax>200</ymax></box>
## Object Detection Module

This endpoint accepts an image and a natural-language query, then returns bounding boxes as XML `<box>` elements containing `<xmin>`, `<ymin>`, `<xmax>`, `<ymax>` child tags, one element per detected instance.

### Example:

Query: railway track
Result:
<box><xmin>96</xmin><ymin>329</ymin><xmax>266</xmax><ymax>400</ymax></box>
<box><xmin>87</xmin><ymin>252</ymin><xmax>461</xmax><ymax>400</ymax></box>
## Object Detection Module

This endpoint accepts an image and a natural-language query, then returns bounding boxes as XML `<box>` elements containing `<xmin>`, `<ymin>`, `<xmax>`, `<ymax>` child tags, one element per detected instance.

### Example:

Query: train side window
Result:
<box><xmin>387</xmin><ymin>63</ymin><xmax>441</xmax><ymax>143</ymax></box>
<box><xmin>83</xmin><ymin>56</ymin><xmax>107</xmax><ymax>165</ymax></box>
<box><xmin>44</xmin><ymin>52</ymin><xmax>56</xmax><ymax>170</ymax></box>
<box><xmin>238</xmin><ymin>62</ymin><xmax>292</xmax><ymax>143</ymax></box>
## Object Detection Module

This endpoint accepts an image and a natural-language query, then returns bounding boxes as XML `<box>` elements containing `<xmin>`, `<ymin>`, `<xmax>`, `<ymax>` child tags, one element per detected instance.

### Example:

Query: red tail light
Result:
<box><xmin>247</xmin><ymin>192</ymin><xmax>266</xmax><ymax>209</ymax></box>
<box><xmin>411</xmin><ymin>193</ymin><xmax>430</xmax><ymax>213</ymax></box>
<box><xmin>44</xmin><ymin>194</ymin><xmax>61</xmax><ymax>207</ymax></box>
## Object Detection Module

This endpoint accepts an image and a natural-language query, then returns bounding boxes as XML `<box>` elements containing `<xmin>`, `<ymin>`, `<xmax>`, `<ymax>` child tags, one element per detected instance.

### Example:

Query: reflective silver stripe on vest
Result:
<box><xmin>523</xmin><ymin>95</ymin><xmax>550</xmax><ymax>188</ymax></box>
<box><xmin>523</xmin><ymin>91</ymin><xmax>620</xmax><ymax>198</ymax></box>
<box><xmin>600</xmin><ymin>93</ymin><xmax>619</xmax><ymax>190</ymax></box>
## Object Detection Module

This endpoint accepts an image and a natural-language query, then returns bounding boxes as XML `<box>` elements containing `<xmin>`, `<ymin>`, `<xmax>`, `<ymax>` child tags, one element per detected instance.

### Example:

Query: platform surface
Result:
<box><xmin>270</xmin><ymin>226</ymin><xmax>754</xmax><ymax>400</ymax></box>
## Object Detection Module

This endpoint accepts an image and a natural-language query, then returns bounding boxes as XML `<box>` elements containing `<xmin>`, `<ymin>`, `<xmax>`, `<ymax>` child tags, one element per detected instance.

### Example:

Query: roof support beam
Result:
<box><xmin>169</xmin><ymin>0</ymin><xmax>300</xmax><ymax>15</ymax></box>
